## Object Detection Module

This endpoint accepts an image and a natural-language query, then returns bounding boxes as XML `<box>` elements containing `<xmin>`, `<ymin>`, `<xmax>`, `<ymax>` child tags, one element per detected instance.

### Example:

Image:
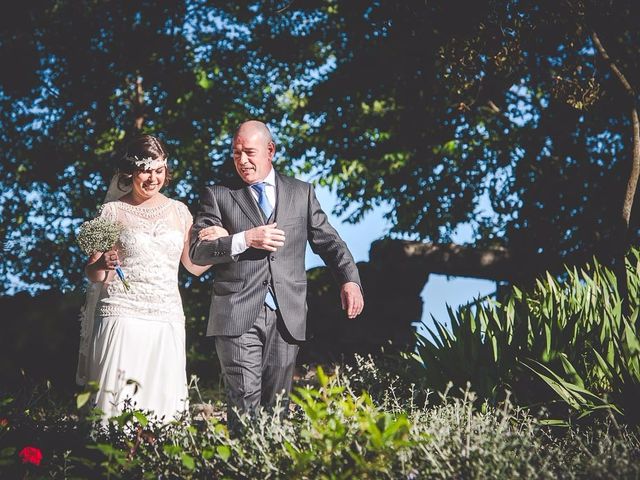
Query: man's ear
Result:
<box><xmin>267</xmin><ymin>141</ymin><xmax>275</xmax><ymax>161</ymax></box>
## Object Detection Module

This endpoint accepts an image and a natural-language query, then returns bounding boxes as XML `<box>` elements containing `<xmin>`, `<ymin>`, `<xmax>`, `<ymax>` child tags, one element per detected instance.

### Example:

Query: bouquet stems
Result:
<box><xmin>114</xmin><ymin>265</ymin><xmax>131</xmax><ymax>291</ymax></box>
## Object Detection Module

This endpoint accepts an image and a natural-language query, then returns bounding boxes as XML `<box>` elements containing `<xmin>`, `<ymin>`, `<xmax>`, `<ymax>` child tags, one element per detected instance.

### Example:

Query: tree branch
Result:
<box><xmin>369</xmin><ymin>239</ymin><xmax>514</xmax><ymax>281</ymax></box>
<box><xmin>134</xmin><ymin>76</ymin><xmax>145</xmax><ymax>131</ymax></box>
<box><xmin>591</xmin><ymin>31</ymin><xmax>635</xmax><ymax>98</ymax></box>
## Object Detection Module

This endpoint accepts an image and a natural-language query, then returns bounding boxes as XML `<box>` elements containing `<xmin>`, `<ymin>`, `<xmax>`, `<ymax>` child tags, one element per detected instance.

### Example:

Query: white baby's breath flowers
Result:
<box><xmin>76</xmin><ymin>216</ymin><xmax>123</xmax><ymax>255</ymax></box>
<box><xmin>77</xmin><ymin>214</ymin><xmax>131</xmax><ymax>291</ymax></box>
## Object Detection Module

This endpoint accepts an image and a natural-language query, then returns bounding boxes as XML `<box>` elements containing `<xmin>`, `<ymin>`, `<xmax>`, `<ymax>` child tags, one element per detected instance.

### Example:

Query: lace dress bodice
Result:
<box><xmin>96</xmin><ymin>199</ymin><xmax>191</xmax><ymax>322</ymax></box>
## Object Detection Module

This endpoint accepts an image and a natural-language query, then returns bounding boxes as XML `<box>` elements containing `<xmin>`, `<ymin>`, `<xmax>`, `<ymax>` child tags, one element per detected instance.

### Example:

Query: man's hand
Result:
<box><xmin>245</xmin><ymin>223</ymin><xmax>285</xmax><ymax>252</ymax></box>
<box><xmin>340</xmin><ymin>282</ymin><xmax>364</xmax><ymax>319</ymax></box>
<box><xmin>198</xmin><ymin>225</ymin><xmax>230</xmax><ymax>241</ymax></box>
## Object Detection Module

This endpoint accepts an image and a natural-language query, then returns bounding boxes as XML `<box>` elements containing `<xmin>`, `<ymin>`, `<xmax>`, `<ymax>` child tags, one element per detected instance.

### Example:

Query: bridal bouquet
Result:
<box><xmin>77</xmin><ymin>216</ymin><xmax>131</xmax><ymax>291</ymax></box>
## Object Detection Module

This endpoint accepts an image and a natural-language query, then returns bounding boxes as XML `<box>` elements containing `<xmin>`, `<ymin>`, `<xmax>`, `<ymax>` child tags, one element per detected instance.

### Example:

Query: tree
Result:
<box><xmin>0</xmin><ymin>1</ymin><xmax>337</xmax><ymax>388</ymax></box>
<box><xmin>4</xmin><ymin>0</ymin><xmax>640</xmax><ymax>294</ymax></box>
<box><xmin>282</xmin><ymin>0</ymin><xmax>640</xmax><ymax>283</ymax></box>
<box><xmin>0</xmin><ymin>1</ymin><xmax>328</xmax><ymax>293</ymax></box>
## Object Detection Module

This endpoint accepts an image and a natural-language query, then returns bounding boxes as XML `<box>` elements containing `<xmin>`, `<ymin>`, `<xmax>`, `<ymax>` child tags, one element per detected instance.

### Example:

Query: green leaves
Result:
<box><xmin>415</xmin><ymin>247</ymin><xmax>640</xmax><ymax>423</ymax></box>
<box><xmin>133</xmin><ymin>411</ymin><xmax>148</xmax><ymax>427</ymax></box>
<box><xmin>76</xmin><ymin>392</ymin><xmax>91</xmax><ymax>410</ymax></box>
<box><xmin>215</xmin><ymin>445</ymin><xmax>231</xmax><ymax>462</ymax></box>
<box><xmin>524</xmin><ymin>359</ymin><xmax>619</xmax><ymax>417</ymax></box>
<box><xmin>0</xmin><ymin>447</ymin><xmax>16</xmax><ymax>467</ymax></box>
<box><xmin>76</xmin><ymin>381</ymin><xmax>99</xmax><ymax>409</ymax></box>
<box><xmin>181</xmin><ymin>452</ymin><xmax>195</xmax><ymax>470</ymax></box>
<box><xmin>288</xmin><ymin>367</ymin><xmax>420</xmax><ymax>478</ymax></box>
<box><xmin>195</xmin><ymin>69</ymin><xmax>214</xmax><ymax>90</ymax></box>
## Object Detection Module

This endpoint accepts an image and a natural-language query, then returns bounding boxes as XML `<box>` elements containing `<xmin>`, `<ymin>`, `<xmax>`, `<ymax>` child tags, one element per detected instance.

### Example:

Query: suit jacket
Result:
<box><xmin>189</xmin><ymin>171</ymin><xmax>361</xmax><ymax>341</ymax></box>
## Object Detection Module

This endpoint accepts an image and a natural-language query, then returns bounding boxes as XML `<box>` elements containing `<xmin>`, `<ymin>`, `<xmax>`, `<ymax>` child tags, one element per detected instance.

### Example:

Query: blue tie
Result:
<box><xmin>251</xmin><ymin>182</ymin><xmax>277</xmax><ymax>310</ymax></box>
<box><xmin>251</xmin><ymin>182</ymin><xmax>273</xmax><ymax>220</ymax></box>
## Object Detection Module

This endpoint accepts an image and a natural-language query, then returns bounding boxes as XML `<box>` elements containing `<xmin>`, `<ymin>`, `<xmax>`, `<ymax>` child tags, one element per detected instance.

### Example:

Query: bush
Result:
<box><xmin>1</xmin><ymin>361</ymin><xmax>639</xmax><ymax>478</ymax></box>
<box><xmin>415</xmin><ymin>248</ymin><xmax>640</xmax><ymax>423</ymax></box>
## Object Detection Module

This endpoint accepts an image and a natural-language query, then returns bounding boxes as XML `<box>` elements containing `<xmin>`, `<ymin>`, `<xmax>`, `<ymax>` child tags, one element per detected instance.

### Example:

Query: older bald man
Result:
<box><xmin>190</xmin><ymin>120</ymin><xmax>364</xmax><ymax>426</ymax></box>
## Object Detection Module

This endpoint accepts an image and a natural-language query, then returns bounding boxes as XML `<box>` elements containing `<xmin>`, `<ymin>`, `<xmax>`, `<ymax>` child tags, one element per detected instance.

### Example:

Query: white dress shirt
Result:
<box><xmin>230</xmin><ymin>167</ymin><xmax>276</xmax><ymax>255</ymax></box>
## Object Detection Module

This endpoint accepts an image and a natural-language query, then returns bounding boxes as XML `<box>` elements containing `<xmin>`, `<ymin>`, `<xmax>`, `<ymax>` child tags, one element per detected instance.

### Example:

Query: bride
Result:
<box><xmin>76</xmin><ymin>135</ymin><xmax>226</xmax><ymax>421</ymax></box>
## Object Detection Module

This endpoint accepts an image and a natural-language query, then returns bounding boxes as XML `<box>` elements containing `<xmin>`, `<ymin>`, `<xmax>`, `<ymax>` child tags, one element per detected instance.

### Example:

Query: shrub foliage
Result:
<box><xmin>416</xmin><ymin>249</ymin><xmax>640</xmax><ymax>424</ymax></box>
<box><xmin>1</xmin><ymin>361</ymin><xmax>639</xmax><ymax>478</ymax></box>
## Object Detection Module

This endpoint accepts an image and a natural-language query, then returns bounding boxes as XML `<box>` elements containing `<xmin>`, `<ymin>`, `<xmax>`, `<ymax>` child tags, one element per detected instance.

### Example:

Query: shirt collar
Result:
<box><xmin>262</xmin><ymin>167</ymin><xmax>276</xmax><ymax>187</ymax></box>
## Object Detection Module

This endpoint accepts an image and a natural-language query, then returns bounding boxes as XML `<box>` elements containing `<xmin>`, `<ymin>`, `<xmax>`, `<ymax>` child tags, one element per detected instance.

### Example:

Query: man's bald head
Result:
<box><xmin>235</xmin><ymin>120</ymin><xmax>273</xmax><ymax>144</ymax></box>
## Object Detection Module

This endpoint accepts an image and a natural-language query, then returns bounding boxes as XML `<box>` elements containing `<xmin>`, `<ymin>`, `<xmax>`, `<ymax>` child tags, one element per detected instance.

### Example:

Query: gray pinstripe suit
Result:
<box><xmin>189</xmin><ymin>171</ymin><xmax>361</xmax><ymax>419</ymax></box>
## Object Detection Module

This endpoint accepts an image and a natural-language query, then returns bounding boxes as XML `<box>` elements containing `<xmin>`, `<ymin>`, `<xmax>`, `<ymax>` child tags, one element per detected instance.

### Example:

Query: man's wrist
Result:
<box><xmin>231</xmin><ymin>231</ymin><xmax>249</xmax><ymax>255</ymax></box>
<box><xmin>342</xmin><ymin>281</ymin><xmax>363</xmax><ymax>293</ymax></box>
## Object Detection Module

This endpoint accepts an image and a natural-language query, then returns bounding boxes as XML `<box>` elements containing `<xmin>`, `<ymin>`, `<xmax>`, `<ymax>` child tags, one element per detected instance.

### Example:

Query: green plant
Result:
<box><xmin>415</xmin><ymin>248</ymin><xmax>640</xmax><ymax>419</ymax></box>
<box><xmin>529</xmin><ymin>315</ymin><xmax>640</xmax><ymax>424</ymax></box>
<box><xmin>2</xmin><ymin>365</ymin><xmax>640</xmax><ymax>478</ymax></box>
<box><xmin>286</xmin><ymin>366</ymin><xmax>416</xmax><ymax>479</ymax></box>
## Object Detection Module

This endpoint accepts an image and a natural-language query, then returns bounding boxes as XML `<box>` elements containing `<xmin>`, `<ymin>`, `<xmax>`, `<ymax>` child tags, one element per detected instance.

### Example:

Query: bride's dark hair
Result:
<box><xmin>117</xmin><ymin>135</ymin><xmax>172</xmax><ymax>189</ymax></box>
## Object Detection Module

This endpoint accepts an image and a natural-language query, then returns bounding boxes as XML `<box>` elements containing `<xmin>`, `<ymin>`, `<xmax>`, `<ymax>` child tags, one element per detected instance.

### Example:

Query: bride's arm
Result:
<box><xmin>181</xmin><ymin>223</ymin><xmax>229</xmax><ymax>276</ymax></box>
<box><xmin>85</xmin><ymin>250</ymin><xmax>117</xmax><ymax>283</ymax></box>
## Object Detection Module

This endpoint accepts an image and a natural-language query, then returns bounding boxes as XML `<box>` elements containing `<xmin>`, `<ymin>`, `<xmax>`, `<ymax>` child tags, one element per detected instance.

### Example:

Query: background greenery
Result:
<box><xmin>2</xmin><ymin>0</ymin><xmax>640</xmax><ymax>293</ymax></box>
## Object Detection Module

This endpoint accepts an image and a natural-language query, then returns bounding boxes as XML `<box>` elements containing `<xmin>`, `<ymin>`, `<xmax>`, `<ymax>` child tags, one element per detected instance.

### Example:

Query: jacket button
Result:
<box><xmin>262</xmin><ymin>280</ymin><xmax>268</xmax><ymax>286</ymax></box>
<box><xmin>270</xmin><ymin>255</ymin><xmax>276</xmax><ymax>261</ymax></box>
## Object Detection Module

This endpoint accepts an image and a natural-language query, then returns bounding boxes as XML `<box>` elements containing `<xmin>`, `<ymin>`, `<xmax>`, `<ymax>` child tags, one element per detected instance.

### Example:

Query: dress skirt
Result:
<box><xmin>89</xmin><ymin>314</ymin><xmax>188</xmax><ymax>422</ymax></box>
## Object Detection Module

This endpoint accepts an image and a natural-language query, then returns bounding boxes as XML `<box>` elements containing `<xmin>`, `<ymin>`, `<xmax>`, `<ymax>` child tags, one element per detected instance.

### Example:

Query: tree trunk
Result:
<box><xmin>591</xmin><ymin>31</ymin><xmax>640</xmax><ymax>312</ymax></box>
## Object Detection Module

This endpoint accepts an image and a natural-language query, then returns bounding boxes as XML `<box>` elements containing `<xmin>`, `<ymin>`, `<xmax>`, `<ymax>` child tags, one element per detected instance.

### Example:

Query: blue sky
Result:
<box><xmin>305</xmin><ymin>185</ymin><xmax>496</xmax><ymax>335</ymax></box>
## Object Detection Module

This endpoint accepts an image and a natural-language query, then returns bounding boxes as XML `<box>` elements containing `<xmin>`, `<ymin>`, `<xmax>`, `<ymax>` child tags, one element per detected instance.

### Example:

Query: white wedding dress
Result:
<box><xmin>84</xmin><ymin>198</ymin><xmax>192</xmax><ymax>421</ymax></box>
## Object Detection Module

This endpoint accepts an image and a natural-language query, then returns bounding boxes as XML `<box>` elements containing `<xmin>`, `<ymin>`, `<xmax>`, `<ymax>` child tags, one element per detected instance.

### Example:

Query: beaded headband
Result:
<box><xmin>124</xmin><ymin>155</ymin><xmax>167</xmax><ymax>171</ymax></box>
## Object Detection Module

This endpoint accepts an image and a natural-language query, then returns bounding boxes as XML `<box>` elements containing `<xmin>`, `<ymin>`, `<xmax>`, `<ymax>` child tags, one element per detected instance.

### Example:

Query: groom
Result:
<box><xmin>190</xmin><ymin>120</ymin><xmax>364</xmax><ymax>424</ymax></box>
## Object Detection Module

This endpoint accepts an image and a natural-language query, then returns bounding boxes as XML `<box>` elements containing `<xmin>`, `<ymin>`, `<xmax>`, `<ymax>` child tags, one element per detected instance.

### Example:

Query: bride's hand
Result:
<box><xmin>98</xmin><ymin>249</ymin><xmax>120</xmax><ymax>270</ymax></box>
<box><xmin>198</xmin><ymin>225</ymin><xmax>229</xmax><ymax>241</ymax></box>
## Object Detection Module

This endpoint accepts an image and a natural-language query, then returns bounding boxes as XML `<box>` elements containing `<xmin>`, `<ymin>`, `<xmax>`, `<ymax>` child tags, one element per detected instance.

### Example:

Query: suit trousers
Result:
<box><xmin>214</xmin><ymin>305</ymin><xmax>299</xmax><ymax>429</ymax></box>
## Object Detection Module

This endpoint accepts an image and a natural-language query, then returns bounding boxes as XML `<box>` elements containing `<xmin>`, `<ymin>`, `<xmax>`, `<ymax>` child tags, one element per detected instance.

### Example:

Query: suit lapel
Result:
<box><xmin>230</xmin><ymin>186</ymin><xmax>264</xmax><ymax>227</ymax></box>
<box><xmin>274</xmin><ymin>172</ymin><xmax>294</xmax><ymax>224</ymax></box>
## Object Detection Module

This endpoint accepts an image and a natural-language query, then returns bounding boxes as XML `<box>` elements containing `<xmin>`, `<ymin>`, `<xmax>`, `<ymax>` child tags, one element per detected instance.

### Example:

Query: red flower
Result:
<box><xmin>18</xmin><ymin>446</ymin><xmax>42</xmax><ymax>466</ymax></box>
<box><xmin>0</xmin><ymin>418</ymin><xmax>8</xmax><ymax>427</ymax></box>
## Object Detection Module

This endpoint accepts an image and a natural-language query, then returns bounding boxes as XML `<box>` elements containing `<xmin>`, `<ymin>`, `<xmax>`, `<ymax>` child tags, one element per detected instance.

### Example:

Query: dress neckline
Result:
<box><xmin>114</xmin><ymin>199</ymin><xmax>173</xmax><ymax>218</ymax></box>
